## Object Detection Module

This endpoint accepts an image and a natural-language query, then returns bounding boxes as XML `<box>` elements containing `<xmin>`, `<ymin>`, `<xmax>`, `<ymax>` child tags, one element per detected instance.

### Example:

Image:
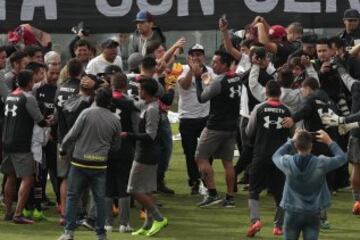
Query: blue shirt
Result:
<box><xmin>272</xmin><ymin>139</ymin><xmax>346</xmax><ymax>213</ymax></box>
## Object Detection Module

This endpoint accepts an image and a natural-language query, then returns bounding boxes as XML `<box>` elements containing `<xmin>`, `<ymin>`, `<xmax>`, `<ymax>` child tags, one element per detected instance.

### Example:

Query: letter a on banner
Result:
<box><xmin>137</xmin><ymin>0</ymin><xmax>172</xmax><ymax>15</ymax></box>
<box><xmin>244</xmin><ymin>0</ymin><xmax>278</xmax><ymax>13</ymax></box>
<box><xmin>21</xmin><ymin>0</ymin><xmax>57</xmax><ymax>20</ymax></box>
<box><xmin>96</xmin><ymin>0</ymin><xmax>132</xmax><ymax>17</ymax></box>
<box><xmin>177</xmin><ymin>0</ymin><xmax>215</xmax><ymax>16</ymax></box>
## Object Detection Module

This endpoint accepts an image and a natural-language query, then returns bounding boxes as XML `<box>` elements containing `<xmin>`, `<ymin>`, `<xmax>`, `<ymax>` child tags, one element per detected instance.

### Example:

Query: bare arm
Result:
<box><xmin>219</xmin><ymin>19</ymin><xmax>242</xmax><ymax>60</ymax></box>
<box><xmin>257</xmin><ymin>23</ymin><xmax>278</xmax><ymax>54</ymax></box>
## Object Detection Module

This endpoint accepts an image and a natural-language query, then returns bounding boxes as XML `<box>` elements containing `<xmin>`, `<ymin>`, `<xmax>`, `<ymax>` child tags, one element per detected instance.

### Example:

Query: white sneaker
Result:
<box><xmin>119</xmin><ymin>224</ymin><xmax>134</xmax><ymax>233</ymax></box>
<box><xmin>57</xmin><ymin>232</ymin><xmax>74</xmax><ymax>240</ymax></box>
<box><xmin>104</xmin><ymin>225</ymin><xmax>113</xmax><ymax>232</ymax></box>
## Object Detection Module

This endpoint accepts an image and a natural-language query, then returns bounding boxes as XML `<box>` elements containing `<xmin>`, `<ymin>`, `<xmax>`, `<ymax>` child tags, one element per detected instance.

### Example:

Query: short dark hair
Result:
<box><xmin>0</xmin><ymin>46</ymin><xmax>6</xmax><ymax>54</ymax></box>
<box><xmin>288</xmin><ymin>22</ymin><xmax>303</xmax><ymax>35</ymax></box>
<box><xmin>302</xmin><ymin>77</ymin><xmax>320</xmax><ymax>90</ymax></box>
<box><xmin>95</xmin><ymin>87</ymin><xmax>112</xmax><ymax>108</ymax></box>
<box><xmin>249</xmin><ymin>46</ymin><xmax>266</xmax><ymax>61</ymax></box>
<box><xmin>278</xmin><ymin>69</ymin><xmax>294</xmax><ymax>88</ymax></box>
<box><xmin>141</xmin><ymin>56</ymin><xmax>157</xmax><ymax>71</ymax></box>
<box><xmin>112</xmin><ymin>73</ymin><xmax>128</xmax><ymax>90</ymax></box>
<box><xmin>74</xmin><ymin>39</ymin><xmax>92</xmax><ymax>51</ymax></box>
<box><xmin>67</xmin><ymin>58</ymin><xmax>83</xmax><ymax>78</ymax></box>
<box><xmin>240</xmin><ymin>39</ymin><xmax>254</xmax><ymax>49</ymax></box>
<box><xmin>265</xmin><ymin>80</ymin><xmax>281</xmax><ymax>97</ymax></box>
<box><xmin>289</xmin><ymin>57</ymin><xmax>305</xmax><ymax>70</ymax></box>
<box><xmin>25</xmin><ymin>62</ymin><xmax>47</xmax><ymax>73</ymax></box>
<box><xmin>301</xmin><ymin>33</ymin><xmax>318</xmax><ymax>44</ymax></box>
<box><xmin>214</xmin><ymin>50</ymin><xmax>234</xmax><ymax>68</ymax></box>
<box><xmin>9</xmin><ymin>51</ymin><xmax>28</xmax><ymax>65</ymax></box>
<box><xmin>316</xmin><ymin>38</ymin><xmax>331</xmax><ymax>48</ymax></box>
<box><xmin>294</xmin><ymin>131</ymin><xmax>313</xmax><ymax>152</ymax></box>
<box><xmin>140</xmin><ymin>78</ymin><xmax>158</xmax><ymax>97</ymax></box>
<box><xmin>17</xmin><ymin>70</ymin><xmax>34</xmax><ymax>88</ymax></box>
<box><xmin>146</xmin><ymin>41</ymin><xmax>163</xmax><ymax>55</ymax></box>
<box><xmin>329</xmin><ymin>37</ymin><xmax>347</xmax><ymax>49</ymax></box>
<box><xmin>24</xmin><ymin>45</ymin><xmax>43</xmax><ymax>57</ymax></box>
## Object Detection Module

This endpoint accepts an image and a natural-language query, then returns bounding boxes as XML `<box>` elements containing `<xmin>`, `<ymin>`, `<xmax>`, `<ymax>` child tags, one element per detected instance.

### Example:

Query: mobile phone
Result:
<box><xmin>309</xmin><ymin>132</ymin><xmax>319</xmax><ymax>139</ymax></box>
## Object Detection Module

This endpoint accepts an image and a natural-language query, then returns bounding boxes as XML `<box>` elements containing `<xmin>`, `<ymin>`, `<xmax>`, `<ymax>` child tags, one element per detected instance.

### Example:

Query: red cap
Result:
<box><xmin>269</xmin><ymin>25</ymin><xmax>287</xmax><ymax>39</ymax></box>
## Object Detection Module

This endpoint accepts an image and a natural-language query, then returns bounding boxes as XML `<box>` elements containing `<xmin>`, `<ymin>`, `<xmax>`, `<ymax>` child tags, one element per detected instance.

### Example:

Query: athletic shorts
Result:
<box><xmin>127</xmin><ymin>161</ymin><xmax>157</xmax><ymax>194</ymax></box>
<box><xmin>57</xmin><ymin>144</ymin><xmax>70</xmax><ymax>178</ymax></box>
<box><xmin>0</xmin><ymin>152</ymin><xmax>35</xmax><ymax>178</ymax></box>
<box><xmin>195</xmin><ymin>127</ymin><xmax>236</xmax><ymax>161</ymax></box>
<box><xmin>348</xmin><ymin>136</ymin><xmax>360</xmax><ymax>164</ymax></box>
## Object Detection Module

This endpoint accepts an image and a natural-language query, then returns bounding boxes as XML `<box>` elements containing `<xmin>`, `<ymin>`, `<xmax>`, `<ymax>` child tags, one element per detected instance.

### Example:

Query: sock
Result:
<box><xmin>142</xmin><ymin>212</ymin><xmax>153</xmax><ymax>230</ymax></box>
<box><xmin>147</xmin><ymin>205</ymin><xmax>164</xmax><ymax>222</ymax></box>
<box><xmin>119</xmin><ymin>197</ymin><xmax>131</xmax><ymax>226</ymax></box>
<box><xmin>248</xmin><ymin>199</ymin><xmax>260</xmax><ymax>223</ymax></box>
<box><xmin>353</xmin><ymin>191</ymin><xmax>360</xmax><ymax>202</ymax></box>
<box><xmin>208</xmin><ymin>188</ymin><xmax>218</xmax><ymax>197</ymax></box>
<box><xmin>226</xmin><ymin>194</ymin><xmax>234</xmax><ymax>200</ymax></box>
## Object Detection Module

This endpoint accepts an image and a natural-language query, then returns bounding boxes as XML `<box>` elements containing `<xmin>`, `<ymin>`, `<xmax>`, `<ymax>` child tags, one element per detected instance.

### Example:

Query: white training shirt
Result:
<box><xmin>176</xmin><ymin>65</ymin><xmax>213</xmax><ymax>119</ymax></box>
<box><xmin>85</xmin><ymin>54</ymin><xmax>123</xmax><ymax>75</ymax></box>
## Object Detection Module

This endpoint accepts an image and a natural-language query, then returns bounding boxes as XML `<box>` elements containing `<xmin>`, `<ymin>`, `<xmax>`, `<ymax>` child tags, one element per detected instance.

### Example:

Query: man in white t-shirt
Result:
<box><xmin>177</xmin><ymin>44</ymin><xmax>212</xmax><ymax>194</ymax></box>
<box><xmin>86</xmin><ymin>40</ymin><xmax>123</xmax><ymax>75</ymax></box>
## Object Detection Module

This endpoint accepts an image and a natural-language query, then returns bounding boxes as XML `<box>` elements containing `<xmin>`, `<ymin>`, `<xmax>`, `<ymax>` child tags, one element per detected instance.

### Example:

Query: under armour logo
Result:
<box><xmin>114</xmin><ymin>108</ymin><xmax>122</xmax><ymax>120</ymax></box>
<box><xmin>5</xmin><ymin>104</ymin><xmax>18</xmax><ymax>117</ymax></box>
<box><xmin>39</xmin><ymin>93</ymin><xmax>45</xmax><ymax>98</ymax></box>
<box><xmin>263</xmin><ymin>116</ymin><xmax>283</xmax><ymax>129</ymax></box>
<box><xmin>57</xmin><ymin>95</ymin><xmax>65</xmax><ymax>107</ymax></box>
<box><xmin>317</xmin><ymin>108</ymin><xmax>334</xmax><ymax>118</ymax></box>
<box><xmin>229</xmin><ymin>86</ymin><xmax>241</xmax><ymax>98</ymax></box>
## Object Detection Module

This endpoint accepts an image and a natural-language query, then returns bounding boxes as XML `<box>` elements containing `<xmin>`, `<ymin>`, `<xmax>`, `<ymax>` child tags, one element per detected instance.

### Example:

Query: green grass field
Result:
<box><xmin>0</xmin><ymin>125</ymin><xmax>359</xmax><ymax>240</ymax></box>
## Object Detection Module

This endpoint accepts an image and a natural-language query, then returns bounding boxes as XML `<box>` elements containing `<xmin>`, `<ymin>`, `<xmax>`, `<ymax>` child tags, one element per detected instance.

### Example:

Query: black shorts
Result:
<box><xmin>106</xmin><ymin>143</ymin><xmax>135</xmax><ymax>198</ymax></box>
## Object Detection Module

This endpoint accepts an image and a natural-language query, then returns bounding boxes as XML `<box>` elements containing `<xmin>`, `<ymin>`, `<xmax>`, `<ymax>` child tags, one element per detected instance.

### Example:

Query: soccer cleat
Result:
<box><xmin>57</xmin><ymin>232</ymin><xmax>74</xmax><ymax>240</ymax></box>
<box><xmin>246</xmin><ymin>220</ymin><xmax>262</xmax><ymax>237</ymax></box>
<box><xmin>81</xmin><ymin>219</ymin><xmax>95</xmax><ymax>231</ymax></box>
<box><xmin>222</xmin><ymin>198</ymin><xmax>235</xmax><ymax>208</ymax></box>
<box><xmin>32</xmin><ymin>209</ymin><xmax>46</xmax><ymax>221</ymax></box>
<box><xmin>197</xmin><ymin>195</ymin><xmax>222</xmax><ymax>208</ymax></box>
<box><xmin>352</xmin><ymin>201</ymin><xmax>360</xmax><ymax>215</ymax></box>
<box><xmin>119</xmin><ymin>224</ymin><xmax>134</xmax><ymax>233</ymax></box>
<box><xmin>22</xmin><ymin>208</ymin><xmax>33</xmax><ymax>218</ymax></box>
<box><xmin>131</xmin><ymin>228</ymin><xmax>149</xmax><ymax>236</ymax></box>
<box><xmin>320</xmin><ymin>220</ymin><xmax>331</xmax><ymax>230</ymax></box>
<box><xmin>272</xmin><ymin>227</ymin><xmax>283</xmax><ymax>236</ymax></box>
<box><xmin>13</xmin><ymin>215</ymin><xmax>34</xmax><ymax>224</ymax></box>
<box><xmin>146</xmin><ymin>218</ymin><xmax>168</xmax><ymax>237</ymax></box>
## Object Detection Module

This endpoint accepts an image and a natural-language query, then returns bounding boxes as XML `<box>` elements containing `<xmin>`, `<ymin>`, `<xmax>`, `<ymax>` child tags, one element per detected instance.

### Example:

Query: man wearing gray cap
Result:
<box><xmin>339</xmin><ymin>8</ymin><xmax>360</xmax><ymax>47</ymax></box>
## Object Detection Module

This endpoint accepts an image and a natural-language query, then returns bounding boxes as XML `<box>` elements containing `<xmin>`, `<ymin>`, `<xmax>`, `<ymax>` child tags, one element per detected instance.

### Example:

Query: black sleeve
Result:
<box><xmin>292</xmin><ymin>97</ymin><xmax>315</xmax><ymax>122</ymax></box>
<box><xmin>127</xmin><ymin>132</ymin><xmax>153</xmax><ymax>142</ymax></box>
<box><xmin>69</xmin><ymin>36</ymin><xmax>81</xmax><ymax>58</ymax></box>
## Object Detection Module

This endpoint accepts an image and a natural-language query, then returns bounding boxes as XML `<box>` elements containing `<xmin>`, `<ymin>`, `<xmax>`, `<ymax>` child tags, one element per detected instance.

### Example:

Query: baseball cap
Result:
<box><xmin>344</xmin><ymin>8</ymin><xmax>360</xmax><ymax>19</ymax></box>
<box><xmin>101</xmin><ymin>39</ymin><xmax>119</xmax><ymax>49</ymax></box>
<box><xmin>188</xmin><ymin>44</ymin><xmax>205</xmax><ymax>54</ymax></box>
<box><xmin>135</xmin><ymin>10</ymin><xmax>155</xmax><ymax>22</ymax></box>
<box><xmin>269</xmin><ymin>25</ymin><xmax>287</xmax><ymax>39</ymax></box>
<box><xmin>98</xmin><ymin>65</ymin><xmax>122</xmax><ymax>76</ymax></box>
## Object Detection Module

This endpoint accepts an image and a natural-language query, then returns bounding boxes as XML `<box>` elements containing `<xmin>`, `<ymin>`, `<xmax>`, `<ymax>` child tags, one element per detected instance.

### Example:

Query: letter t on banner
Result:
<box><xmin>21</xmin><ymin>0</ymin><xmax>57</xmax><ymax>21</ymax></box>
<box><xmin>284</xmin><ymin>0</ymin><xmax>321</xmax><ymax>13</ymax></box>
<box><xmin>177</xmin><ymin>0</ymin><xmax>215</xmax><ymax>16</ymax></box>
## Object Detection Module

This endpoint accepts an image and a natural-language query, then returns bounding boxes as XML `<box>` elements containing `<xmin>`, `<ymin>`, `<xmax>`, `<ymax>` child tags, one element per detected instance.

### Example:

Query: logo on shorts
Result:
<box><xmin>5</xmin><ymin>104</ymin><xmax>18</xmax><ymax>117</ymax></box>
<box><xmin>263</xmin><ymin>116</ymin><xmax>283</xmax><ymax>129</ymax></box>
<box><xmin>229</xmin><ymin>86</ymin><xmax>241</xmax><ymax>98</ymax></box>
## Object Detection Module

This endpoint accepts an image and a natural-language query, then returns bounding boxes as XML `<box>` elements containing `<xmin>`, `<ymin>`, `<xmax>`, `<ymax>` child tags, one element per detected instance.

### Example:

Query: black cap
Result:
<box><xmin>101</xmin><ymin>39</ymin><xmax>119</xmax><ymax>49</ymax></box>
<box><xmin>188</xmin><ymin>44</ymin><xmax>205</xmax><ymax>54</ymax></box>
<box><xmin>344</xmin><ymin>8</ymin><xmax>360</xmax><ymax>19</ymax></box>
<box><xmin>98</xmin><ymin>65</ymin><xmax>122</xmax><ymax>76</ymax></box>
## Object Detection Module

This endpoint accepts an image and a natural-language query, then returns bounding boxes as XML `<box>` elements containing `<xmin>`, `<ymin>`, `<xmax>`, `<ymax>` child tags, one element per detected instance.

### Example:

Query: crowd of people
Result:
<box><xmin>0</xmin><ymin>7</ymin><xmax>360</xmax><ymax>240</ymax></box>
